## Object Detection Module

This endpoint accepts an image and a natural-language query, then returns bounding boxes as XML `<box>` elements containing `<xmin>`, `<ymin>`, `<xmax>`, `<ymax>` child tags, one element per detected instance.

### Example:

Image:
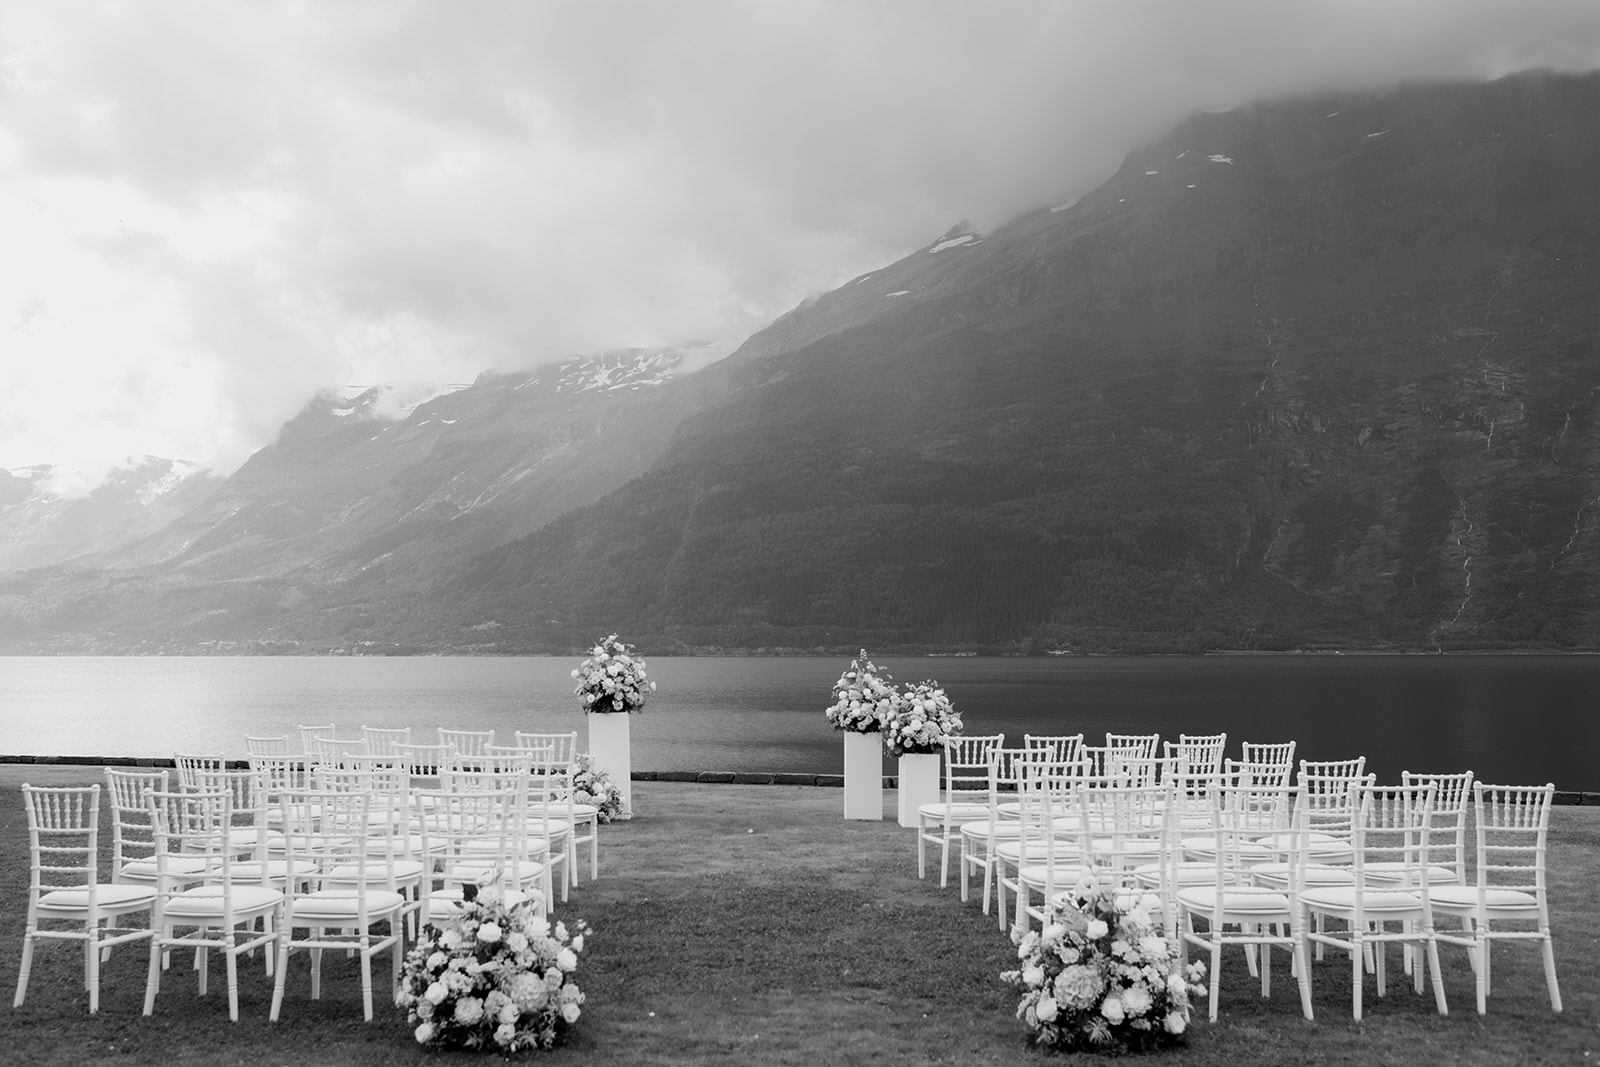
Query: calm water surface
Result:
<box><xmin>0</xmin><ymin>655</ymin><xmax>1594</xmax><ymax>790</ymax></box>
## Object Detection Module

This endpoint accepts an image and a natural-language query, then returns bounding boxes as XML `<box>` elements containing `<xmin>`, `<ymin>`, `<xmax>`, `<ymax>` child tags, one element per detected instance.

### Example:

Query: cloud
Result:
<box><xmin>2</xmin><ymin>0</ymin><xmax>1598</xmax><ymax>487</ymax></box>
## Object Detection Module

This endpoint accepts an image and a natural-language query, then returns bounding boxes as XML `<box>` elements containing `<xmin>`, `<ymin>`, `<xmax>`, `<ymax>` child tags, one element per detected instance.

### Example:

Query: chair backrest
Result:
<box><xmin>309</xmin><ymin>735</ymin><xmax>371</xmax><ymax>765</ymax></box>
<box><xmin>244</xmin><ymin>735</ymin><xmax>290</xmax><ymax>757</ymax></box>
<box><xmin>1081</xmin><ymin>744</ymin><xmax>1163</xmax><ymax>786</ymax></box>
<box><xmin>438</xmin><ymin>727</ymin><xmax>495</xmax><ymax>758</ymax></box>
<box><xmin>296</xmin><ymin>724</ymin><xmax>336</xmax><ymax>755</ymax></box>
<box><xmin>104</xmin><ymin>768</ymin><xmax>169</xmax><ymax>876</ymax></box>
<box><xmin>187</xmin><ymin>766</ymin><xmax>270</xmax><ymax>863</ymax></box>
<box><xmin>249</xmin><ymin>755</ymin><xmax>313</xmax><ymax>800</ymax></box>
<box><xmin>20</xmin><ymin>783</ymin><xmax>102</xmax><ymax>902</ymax></box>
<box><xmin>1105</xmin><ymin>732</ymin><xmax>1160</xmax><ymax>760</ymax></box>
<box><xmin>1328</xmin><ymin>781</ymin><xmax>1437</xmax><ymax>904</ymax></box>
<box><xmin>278</xmin><ymin>785</ymin><xmax>399</xmax><ymax>910</ymax></box>
<box><xmin>146</xmin><ymin>787</ymin><xmax>249</xmax><ymax>914</ymax></box>
<box><xmin>1231</xmin><ymin>740</ymin><xmax>1297</xmax><ymax>789</ymax></box>
<box><xmin>1024</xmin><ymin>734</ymin><xmax>1084</xmax><ymax>764</ymax></box>
<box><xmin>1297</xmin><ymin>757</ymin><xmax>1368</xmax><ymax>795</ymax></box>
<box><xmin>174</xmin><ymin>753</ymin><xmax>226</xmax><ymax>791</ymax></box>
<box><xmin>514</xmin><ymin>731</ymin><xmax>579</xmax><ymax>768</ymax></box>
<box><xmin>1402</xmin><ymin>770</ymin><xmax>1475</xmax><ymax>880</ymax></box>
<box><xmin>361</xmin><ymin>725</ymin><xmax>412</xmax><ymax>757</ymax></box>
<box><xmin>1471</xmin><ymin>782</ymin><xmax>1555</xmax><ymax>899</ymax></box>
<box><xmin>1168</xmin><ymin>732</ymin><xmax>1227</xmax><ymax>775</ymax></box>
<box><xmin>941</xmin><ymin>734</ymin><xmax>1004</xmax><ymax>800</ymax></box>
<box><xmin>1212</xmin><ymin>780</ymin><xmax>1298</xmax><ymax>880</ymax></box>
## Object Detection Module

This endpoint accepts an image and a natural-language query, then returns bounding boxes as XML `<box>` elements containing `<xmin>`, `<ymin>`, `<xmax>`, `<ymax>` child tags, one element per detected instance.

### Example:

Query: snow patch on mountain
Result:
<box><xmin>556</xmin><ymin>338</ymin><xmax>743</xmax><ymax>395</ymax></box>
<box><xmin>1207</xmin><ymin>154</ymin><xmax>1234</xmax><ymax>165</ymax></box>
<box><xmin>331</xmin><ymin>382</ymin><xmax>471</xmax><ymax>422</ymax></box>
<box><xmin>929</xmin><ymin>234</ymin><xmax>981</xmax><ymax>254</ymax></box>
<box><xmin>134</xmin><ymin>458</ymin><xmax>206</xmax><ymax>506</ymax></box>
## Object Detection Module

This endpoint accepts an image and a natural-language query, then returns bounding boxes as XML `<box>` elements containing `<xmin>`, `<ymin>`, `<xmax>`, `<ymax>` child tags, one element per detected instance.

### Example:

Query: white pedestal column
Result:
<box><xmin>897</xmin><ymin>752</ymin><xmax>942</xmax><ymax>828</ymax></box>
<box><xmin>587</xmin><ymin>712</ymin><xmax>633</xmax><ymax>819</ymax></box>
<box><xmin>843</xmin><ymin>730</ymin><xmax>884</xmax><ymax>820</ymax></box>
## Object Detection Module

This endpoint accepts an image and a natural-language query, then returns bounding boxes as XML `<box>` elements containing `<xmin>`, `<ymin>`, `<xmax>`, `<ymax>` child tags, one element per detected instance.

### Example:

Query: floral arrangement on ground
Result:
<box><xmin>398</xmin><ymin>887</ymin><xmax>588</xmax><ymax>1052</ymax></box>
<box><xmin>825</xmin><ymin>649</ymin><xmax>901</xmax><ymax>733</ymax></box>
<box><xmin>573</xmin><ymin>633</ymin><xmax>655</xmax><ymax>714</ymax></box>
<box><xmin>1003</xmin><ymin>878</ymin><xmax>1205</xmax><ymax>1052</ymax></box>
<box><xmin>573</xmin><ymin>751</ymin><xmax>625</xmax><ymax>824</ymax></box>
<box><xmin>882</xmin><ymin>679</ymin><xmax>962</xmax><ymax>757</ymax></box>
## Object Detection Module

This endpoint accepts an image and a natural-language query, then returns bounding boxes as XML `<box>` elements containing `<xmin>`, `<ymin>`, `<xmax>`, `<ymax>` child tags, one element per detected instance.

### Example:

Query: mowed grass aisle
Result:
<box><xmin>0</xmin><ymin>768</ymin><xmax>1596</xmax><ymax>1065</ymax></box>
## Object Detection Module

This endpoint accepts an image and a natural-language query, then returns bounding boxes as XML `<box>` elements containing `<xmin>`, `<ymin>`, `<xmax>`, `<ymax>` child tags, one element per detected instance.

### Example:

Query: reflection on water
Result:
<box><xmin>0</xmin><ymin>654</ymin><xmax>1595</xmax><ymax>790</ymax></box>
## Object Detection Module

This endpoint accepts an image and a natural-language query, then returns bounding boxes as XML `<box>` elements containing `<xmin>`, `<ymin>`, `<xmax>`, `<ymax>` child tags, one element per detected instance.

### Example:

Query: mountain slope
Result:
<box><xmin>406</xmin><ymin>70</ymin><xmax>1600</xmax><ymax>653</ymax></box>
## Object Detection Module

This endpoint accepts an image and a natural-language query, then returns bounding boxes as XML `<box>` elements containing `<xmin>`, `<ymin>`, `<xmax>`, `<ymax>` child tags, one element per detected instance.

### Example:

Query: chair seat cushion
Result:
<box><xmin>1429</xmin><ymin>886</ymin><xmax>1539</xmax><ymax>911</ymax></box>
<box><xmin>163</xmin><ymin>884</ymin><xmax>283</xmax><ymax>919</ymax></box>
<box><xmin>1250</xmin><ymin>862</ymin><xmax>1355</xmax><ymax>888</ymax></box>
<box><xmin>323</xmin><ymin>860</ymin><xmax>427</xmax><ymax>884</ymax></box>
<box><xmin>39</xmin><ymin>884</ymin><xmax>157</xmax><ymax>912</ymax></box>
<box><xmin>290</xmin><ymin>889</ymin><xmax>407</xmax><ymax>921</ymax></box>
<box><xmin>959</xmin><ymin>820</ymin><xmax>1025</xmax><ymax>841</ymax></box>
<box><xmin>1176</xmin><ymin>886</ymin><xmax>1291</xmax><ymax>914</ymax></box>
<box><xmin>917</xmin><ymin>802</ymin><xmax>989</xmax><ymax>821</ymax></box>
<box><xmin>1299</xmin><ymin>886</ymin><xmax>1428</xmax><ymax>912</ymax></box>
<box><xmin>229</xmin><ymin>858</ymin><xmax>320</xmax><ymax>882</ymax></box>
<box><xmin>1360</xmin><ymin>862</ymin><xmax>1460</xmax><ymax>885</ymax></box>
<box><xmin>1018</xmin><ymin>863</ymin><xmax>1094</xmax><ymax>888</ymax></box>
<box><xmin>120</xmin><ymin>855</ymin><xmax>214</xmax><ymax>880</ymax></box>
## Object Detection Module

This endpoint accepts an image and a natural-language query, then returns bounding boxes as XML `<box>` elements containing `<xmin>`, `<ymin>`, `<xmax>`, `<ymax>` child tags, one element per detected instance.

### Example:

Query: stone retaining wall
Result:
<box><xmin>2</xmin><ymin>754</ymin><xmax>1597</xmax><ymax>804</ymax></box>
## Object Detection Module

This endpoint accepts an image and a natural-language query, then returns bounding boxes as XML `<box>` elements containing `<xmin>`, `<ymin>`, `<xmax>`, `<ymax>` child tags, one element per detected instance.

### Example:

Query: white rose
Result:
<box><xmin>495</xmin><ymin>1022</ymin><xmax>517</xmax><ymax>1046</ymax></box>
<box><xmin>478</xmin><ymin>922</ymin><xmax>503</xmax><ymax>944</ymax></box>
<box><xmin>499</xmin><ymin>1001</ymin><xmax>520</xmax><ymax>1024</ymax></box>
<box><xmin>1035</xmin><ymin>996</ymin><xmax>1059</xmax><ymax>1023</ymax></box>
<box><xmin>424</xmin><ymin>981</ymin><xmax>449</xmax><ymax>1005</ymax></box>
<box><xmin>414</xmin><ymin>1022</ymin><xmax>435</xmax><ymax>1043</ymax></box>
<box><xmin>505</xmin><ymin>931</ymin><xmax>528</xmax><ymax>953</ymax></box>
<box><xmin>1085</xmin><ymin>919</ymin><xmax>1109</xmax><ymax>940</ymax></box>
<box><xmin>1164</xmin><ymin>1011</ymin><xmax>1188</xmax><ymax>1035</ymax></box>
<box><xmin>1101</xmin><ymin>996</ymin><xmax>1125</xmax><ymax>1025</ymax></box>
<box><xmin>557</xmin><ymin>947</ymin><xmax>579</xmax><ymax>972</ymax></box>
<box><xmin>1021</xmin><ymin>964</ymin><xmax>1045</xmax><ymax>988</ymax></box>
<box><xmin>561</xmin><ymin>1002</ymin><xmax>581</xmax><ymax>1024</ymax></box>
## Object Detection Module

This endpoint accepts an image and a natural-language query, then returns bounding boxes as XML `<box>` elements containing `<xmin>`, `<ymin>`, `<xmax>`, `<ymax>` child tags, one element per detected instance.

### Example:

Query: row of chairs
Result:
<box><xmin>15</xmin><ymin>733</ymin><xmax>598</xmax><ymax>1021</ymax></box>
<box><xmin>909</xmin><ymin>732</ymin><xmax>1562</xmax><ymax>1021</ymax></box>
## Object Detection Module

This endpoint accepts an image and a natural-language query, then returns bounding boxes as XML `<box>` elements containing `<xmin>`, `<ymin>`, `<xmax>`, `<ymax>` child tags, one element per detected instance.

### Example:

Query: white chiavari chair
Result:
<box><xmin>437</xmin><ymin>727</ymin><xmax>495</xmax><ymax>759</ymax></box>
<box><xmin>14</xmin><ymin>784</ymin><xmax>157</xmax><ymax>1015</ymax></box>
<box><xmin>958</xmin><ymin>746</ymin><xmax>1028</xmax><ymax>912</ymax></box>
<box><xmin>1012</xmin><ymin>755</ymin><xmax>1096</xmax><ymax>934</ymax></box>
<box><xmin>142</xmin><ymin>787</ymin><xmax>284</xmax><ymax>1021</ymax></box>
<box><xmin>1431</xmin><ymin>782</ymin><xmax>1562</xmax><ymax>1014</ymax></box>
<box><xmin>269</xmin><ymin>784</ymin><xmax>407</xmax><ymax>1022</ymax></box>
<box><xmin>1174</xmin><ymin>780</ymin><xmax>1313</xmax><ymax>1022</ymax></box>
<box><xmin>915</xmin><ymin>734</ymin><xmax>1005</xmax><ymax>886</ymax></box>
<box><xmin>1299</xmin><ymin>781</ymin><xmax>1450</xmax><ymax>1020</ymax></box>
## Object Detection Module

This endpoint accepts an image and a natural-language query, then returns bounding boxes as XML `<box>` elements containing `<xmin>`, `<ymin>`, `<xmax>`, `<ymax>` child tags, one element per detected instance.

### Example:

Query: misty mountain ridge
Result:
<box><xmin>5</xmin><ymin>69</ymin><xmax>1600</xmax><ymax>654</ymax></box>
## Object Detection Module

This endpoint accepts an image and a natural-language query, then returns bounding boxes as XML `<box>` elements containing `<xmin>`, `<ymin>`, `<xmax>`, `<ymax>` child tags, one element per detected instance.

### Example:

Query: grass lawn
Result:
<box><xmin>0</xmin><ymin>765</ymin><xmax>1594</xmax><ymax>1065</ymax></box>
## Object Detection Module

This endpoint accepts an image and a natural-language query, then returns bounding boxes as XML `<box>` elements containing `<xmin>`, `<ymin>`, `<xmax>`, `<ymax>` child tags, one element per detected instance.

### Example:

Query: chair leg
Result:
<box><xmin>1293</xmin><ymin>933</ymin><xmax>1315</xmax><ymax>1020</ymax></box>
<box><xmin>916</xmin><ymin>820</ymin><xmax>928</xmax><ymax>879</ymax></box>
<box><xmin>13</xmin><ymin>933</ymin><xmax>33</xmax><ymax>1009</ymax></box>
<box><xmin>1426</xmin><ymin>936</ymin><xmax>1449</xmax><ymax>1015</ymax></box>
<box><xmin>1541</xmin><ymin>935</ymin><xmax>1562</xmax><ymax>1012</ymax></box>
<box><xmin>143</xmin><ymin>934</ymin><xmax>162</xmax><ymax>1015</ymax></box>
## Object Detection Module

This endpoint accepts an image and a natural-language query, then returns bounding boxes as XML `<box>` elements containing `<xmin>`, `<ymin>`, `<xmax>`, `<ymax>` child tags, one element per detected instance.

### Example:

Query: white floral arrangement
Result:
<box><xmin>882</xmin><ymin>680</ymin><xmax>963</xmax><ymax>757</ymax></box>
<box><xmin>573</xmin><ymin>633</ymin><xmax>655</xmax><ymax>714</ymax></box>
<box><xmin>1002</xmin><ymin>878</ymin><xmax>1205</xmax><ymax>1053</ymax></box>
<box><xmin>825</xmin><ymin>649</ymin><xmax>901</xmax><ymax>734</ymax></box>
<box><xmin>398</xmin><ymin>887</ymin><xmax>589</xmax><ymax>1053</ymax></box>
<box><xmin>573</xmin><ymin>751</ymin><xmax>625</xmax><ymax>824</ymax></box>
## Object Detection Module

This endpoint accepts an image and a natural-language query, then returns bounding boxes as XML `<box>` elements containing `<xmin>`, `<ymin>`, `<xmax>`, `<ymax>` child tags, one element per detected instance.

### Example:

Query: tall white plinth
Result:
<box><xmin>897</xmin><ymin>752</ymin><xmax>941</xmax><ymax>828</ymax></box>
<box><xmin>843</xmin><ymin>730</ymin><xmax>884</xmax><ymax>820</ymax></box>
<box><xmin>587</xmin><ymin>712</ymin><xmax>633</xmax><ymax>819</ymax></box>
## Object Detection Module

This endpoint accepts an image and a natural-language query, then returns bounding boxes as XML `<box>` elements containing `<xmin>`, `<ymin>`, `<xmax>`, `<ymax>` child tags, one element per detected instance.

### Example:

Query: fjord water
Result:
<box><xmin>1</xmin><ymin>655</ymin><xmax>1595</xmax><ymax>791</ymax></box>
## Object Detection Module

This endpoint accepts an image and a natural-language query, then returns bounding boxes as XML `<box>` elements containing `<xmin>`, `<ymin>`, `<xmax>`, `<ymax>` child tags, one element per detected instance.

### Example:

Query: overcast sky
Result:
<box><xmin>4</xmin><ymin>1</ymin><xmax>1599</xmax><ymax>493</ymax></box>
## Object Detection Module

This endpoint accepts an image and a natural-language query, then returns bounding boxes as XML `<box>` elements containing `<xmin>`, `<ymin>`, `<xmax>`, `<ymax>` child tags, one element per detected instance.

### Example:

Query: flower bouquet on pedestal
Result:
<box><xmin>574</xmin><ymin>634</ymin><xmax>654</xmax><ymax>818</ymax></box>
<box><xmin>882</xmin><ymin>680</ymin><xmax>962</xmax><ymax>758</ymax></box>
<box><xmin>398</xmin><ymin>887</ymin><xmax>589</xmax><ymax>1053</ymax></box>
<box><xmin>827</xmin><ymin>650</ymin><xmax>898</xmax><ymax>820</ymax></box>
<box><xmin>1003</xmin><ymin>878</ymin><xmax>1205</xmax><ymax>1053</ymax></box>
<box><xmin>884</xmin><ymin>680</ymin><xmax>962</xmax><ymax>826</ymax></box>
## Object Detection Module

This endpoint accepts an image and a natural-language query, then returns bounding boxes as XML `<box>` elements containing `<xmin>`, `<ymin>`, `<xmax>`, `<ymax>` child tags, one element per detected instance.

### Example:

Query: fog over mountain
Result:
<box><xmin>5</xmin><ymin>71</ymin><xmax>1600</xmax><ymax>655</ymax></box>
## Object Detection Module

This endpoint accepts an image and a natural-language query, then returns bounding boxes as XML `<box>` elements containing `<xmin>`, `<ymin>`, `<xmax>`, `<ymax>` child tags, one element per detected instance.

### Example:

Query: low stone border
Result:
<box><xmin>3</xmin><ymin>754</ymin><xmax>1596</xmax><ymax>803</ymax></box>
